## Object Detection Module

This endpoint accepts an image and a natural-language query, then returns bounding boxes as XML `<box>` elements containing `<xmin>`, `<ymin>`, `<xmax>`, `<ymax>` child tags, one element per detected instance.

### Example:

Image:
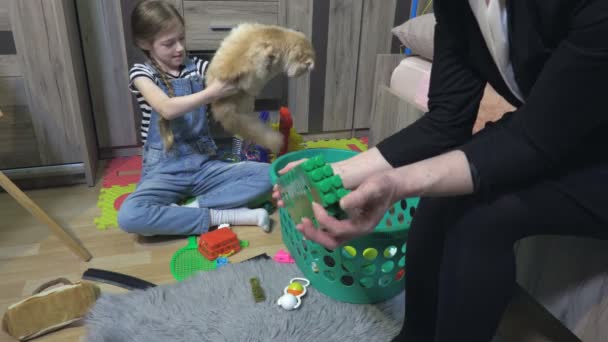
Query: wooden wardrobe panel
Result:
<box><xmin>77</xmin><ymin>0</ymin><xmax>138</xmax><ymax>149</ymax></box>
<box><xmin>0</xmin><ymin>55</ymin><xmax>20</xmax><ymax>77</ymax></box>
<box><xmin>279</xmin><ymin>0</ymin><xmax>312</xmax><ymax>133</ymax></box>
<box><xmin>353</xmin><ymin>0</ymin><xmax>397</xmax><ymax>129</ymax></box>
<box><xmin>0</xmin><ymin>77</ymin><xmax>28</xmax><ymax>106</ymax></box>
<box><xmin>0</xmin><ymin>106</ymin><xmax>41</xmax><ymax>169</ymax></box>
<box><xmin>10</xmin><ymin>0</ymin><xmax>94</xmax><ymax>170</ymax></box>
<box><xmin>57</xmin><ymin>0</ymin><xmax>97</xmax><ymax>185</ymax></box>
<box><xmin>0</xmin><ymin>1</ymin><xmax>9</xmax><ymax>30</ymax></box>
<box><xmin>322</xmin><ymin>0</ymin><xmax>363</xmax><ymax>131</ymax></box>
<box><xmin>184</xmin><ymin>1</ymin><xmax>279</xmax><ymax>50</ymax></box>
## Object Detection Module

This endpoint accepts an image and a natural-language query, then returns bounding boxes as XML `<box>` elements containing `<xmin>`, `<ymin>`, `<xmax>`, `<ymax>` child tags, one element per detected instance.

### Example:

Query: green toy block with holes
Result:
<box><xmin>277</xmin><ymin>155</ymin><xmax>351</xmax><ymax>227</ymax></box>
<box><xmin>271</xmin><ymin>148</ymin><xmax>420</xmax><ymax>304</ymax></box>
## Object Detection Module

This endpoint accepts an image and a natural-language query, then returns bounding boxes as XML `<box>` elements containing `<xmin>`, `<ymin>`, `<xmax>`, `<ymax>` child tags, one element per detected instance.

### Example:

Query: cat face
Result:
<box><xmin>285</xmin><ymin>37</ymin><xmax>315</xmax><ymax>77</ymax></box>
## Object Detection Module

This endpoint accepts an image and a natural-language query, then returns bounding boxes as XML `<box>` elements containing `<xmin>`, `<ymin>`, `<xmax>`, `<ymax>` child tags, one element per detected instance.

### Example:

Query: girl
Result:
<box><xmin>118</xmin><ymin>0</ymin><xmax>271</xmax><ymax>236</ymax></box>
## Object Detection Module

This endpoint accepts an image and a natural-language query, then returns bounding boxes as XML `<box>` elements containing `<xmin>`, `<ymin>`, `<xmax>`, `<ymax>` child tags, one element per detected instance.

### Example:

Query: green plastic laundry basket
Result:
<box><xmin>270</xmin><ymin>148</ymin><xmax>419</xmax><ymax>304</ymax></box>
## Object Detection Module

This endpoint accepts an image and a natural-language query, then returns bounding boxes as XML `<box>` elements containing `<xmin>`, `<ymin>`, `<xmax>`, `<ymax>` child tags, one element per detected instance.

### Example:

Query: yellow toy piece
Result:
<box><xmin>287</xmin><ymin>282</ymin><xmax>304</xmax><ymax>296</ymax></box>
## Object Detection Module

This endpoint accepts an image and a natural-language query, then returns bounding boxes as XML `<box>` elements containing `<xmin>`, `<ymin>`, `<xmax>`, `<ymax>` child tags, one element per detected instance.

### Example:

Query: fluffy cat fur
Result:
<box><xmin>206</xmin><ymin>23</ymin><xmax>315</xmax><ymax>152</ymax></box>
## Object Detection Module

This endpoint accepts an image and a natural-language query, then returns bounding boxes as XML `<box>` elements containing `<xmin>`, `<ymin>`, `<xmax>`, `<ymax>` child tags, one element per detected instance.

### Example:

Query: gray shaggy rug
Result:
<box><xmin>86</xmin><ymin>258</ymin><xmax>404</xmax><ymax>342</ymax></box>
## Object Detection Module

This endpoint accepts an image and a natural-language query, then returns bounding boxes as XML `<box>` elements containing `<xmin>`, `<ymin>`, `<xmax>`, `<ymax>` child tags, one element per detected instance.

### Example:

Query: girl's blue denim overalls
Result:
<box><xmin>117</xmin><ymin>59</ymin><xmax>271</xmax><ymax>235</ymax></box>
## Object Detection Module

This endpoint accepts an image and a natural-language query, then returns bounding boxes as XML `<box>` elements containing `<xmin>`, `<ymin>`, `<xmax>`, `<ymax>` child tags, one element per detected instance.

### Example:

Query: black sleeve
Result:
<box><xmin>459</xmin><ymin>0</ymin><xmax>608</xmax><ymax>197</ymax></box>
<box><xmin>376</xmin><ymin>2</ymin><xmax>485</xmax><ymax>167</ymax></box>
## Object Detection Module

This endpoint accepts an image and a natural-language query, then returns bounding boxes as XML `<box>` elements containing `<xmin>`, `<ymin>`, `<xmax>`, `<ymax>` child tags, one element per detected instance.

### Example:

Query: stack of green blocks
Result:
<box><xmin>278</xmin><ymin>155</ymin><xmax>351</xmax><ymax>226</ymax></box>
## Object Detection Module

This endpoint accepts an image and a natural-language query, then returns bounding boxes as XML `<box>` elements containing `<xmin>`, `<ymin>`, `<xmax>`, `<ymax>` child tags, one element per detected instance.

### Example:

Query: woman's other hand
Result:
<box><xmin>296</xmin><ymin>171</ymin><xmax>400</xmax><ymax>250</ymax></box>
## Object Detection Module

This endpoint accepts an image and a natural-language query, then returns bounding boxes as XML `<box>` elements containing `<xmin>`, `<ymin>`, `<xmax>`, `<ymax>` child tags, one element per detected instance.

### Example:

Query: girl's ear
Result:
<box><xmin>136</xmin><ymin>39</ymin><xmax>152</xmax><ymax>51</ymax></box>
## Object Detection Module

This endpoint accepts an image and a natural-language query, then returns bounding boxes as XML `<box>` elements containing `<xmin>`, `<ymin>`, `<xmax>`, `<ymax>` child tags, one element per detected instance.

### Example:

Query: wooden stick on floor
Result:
<box><xmin>0</xmin><ymin>171</ymin><xmax>92</xmax><ymax>261</ymax></box>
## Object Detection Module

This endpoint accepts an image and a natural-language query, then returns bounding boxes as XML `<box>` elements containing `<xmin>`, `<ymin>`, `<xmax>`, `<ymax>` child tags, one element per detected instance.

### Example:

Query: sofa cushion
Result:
<box><xmin>392</xmin><ymin>13</ymin><xmax>436</xmax><ymax>61</ymax></box>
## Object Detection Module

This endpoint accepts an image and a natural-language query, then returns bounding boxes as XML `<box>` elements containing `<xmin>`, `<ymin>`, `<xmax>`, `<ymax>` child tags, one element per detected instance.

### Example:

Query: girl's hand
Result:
<box><xmin>296</xmin><ymin>171</ymin><xmax>400</xmax><ymax>250</ymax></box>
<box><xmin>206</xmin><ymin>80</ymin><xmax>239</xmax><ymax>100</ymax></box>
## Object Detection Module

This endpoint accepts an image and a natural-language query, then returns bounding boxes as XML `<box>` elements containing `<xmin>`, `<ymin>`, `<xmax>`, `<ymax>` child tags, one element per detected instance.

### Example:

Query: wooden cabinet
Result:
<box><xmin>77</xmin><ymin>0</ymin><xmax>139</xmax><ymax>153</ymax></box>
<box><xmin>184</xmin><ymin>1</ymin><xmax>280</xmax><ymax>50</ymax></box>
<box><xmin>0</xmin><ymin>0</ymin><xmax>97</xmax><ymax>186</ymax></box>
<box><xmin>281</xmin><ymin>0</ymin><xmax>406</xmax><ymax>134</ymax></box>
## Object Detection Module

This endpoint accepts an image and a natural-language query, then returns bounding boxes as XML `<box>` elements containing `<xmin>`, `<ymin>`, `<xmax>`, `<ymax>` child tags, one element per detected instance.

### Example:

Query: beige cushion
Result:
<box><xmin>390</xmin><ymin>56</ymin><xmax>432</xmax><ymax>112</ymax></box>
<box><xmin>392</xmin><ymin>13</ymin><xmax>436</xmax><ymax>61</ymax></box>
<box><xmin>388</xmin><ymin>57</ymin><xmax>514</xmax><ymax>134</ymax></box>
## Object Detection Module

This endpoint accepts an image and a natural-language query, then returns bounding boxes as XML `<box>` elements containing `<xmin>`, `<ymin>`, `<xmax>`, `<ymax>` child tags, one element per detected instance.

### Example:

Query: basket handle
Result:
<box><xmin>32</xmin><ymin>278</ymin><xmax>73</xmax><ymax>295</ymax></box>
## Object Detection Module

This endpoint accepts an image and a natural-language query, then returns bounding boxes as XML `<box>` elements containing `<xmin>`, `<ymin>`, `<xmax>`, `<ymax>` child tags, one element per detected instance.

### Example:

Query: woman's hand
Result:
<box><xmin>271</xmin><ymin>159</ymin><xmax>308</xmax><ymax>207</ymax></box>
<box><xmin>272</xmin><ymin>148</ymin><xmax>394</xmax><ymax>208</ymax></box>
<box><xmin>296</xmin><ymin>171</ymin><xmax>401</xmax><ymax>250</ymax></box>
<box><xmin>205</xmin><ymin>80</ymin><xmax>239</xmax><ymax>101</ymax></box>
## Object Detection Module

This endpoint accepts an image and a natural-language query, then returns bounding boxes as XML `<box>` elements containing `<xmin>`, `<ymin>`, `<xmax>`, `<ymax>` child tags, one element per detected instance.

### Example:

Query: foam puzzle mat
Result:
<box><xmin>94</xmin><ymin>156</ymin><xmax>142</xmax><ymax>230</ymax></box>
<box><xmin>303</xmin><ymin>137</ymin><xmax>368</xmax><ymax>152</ymax></box>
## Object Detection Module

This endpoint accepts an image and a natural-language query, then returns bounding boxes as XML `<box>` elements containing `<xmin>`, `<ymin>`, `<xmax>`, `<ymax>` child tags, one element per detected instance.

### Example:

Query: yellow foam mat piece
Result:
<box><xmin>303</xmin><ymin>138</ymin><xmax>368</xmax><ymax>152</ymax></box>
<box><xmin>94</xmin><ymin>184</ymin><xmax>136</xmax><ymax>230</ymax></box>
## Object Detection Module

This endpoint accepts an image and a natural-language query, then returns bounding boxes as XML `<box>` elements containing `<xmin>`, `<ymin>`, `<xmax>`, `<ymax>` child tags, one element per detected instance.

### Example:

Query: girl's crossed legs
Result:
<box><xmin>118</xmin><ymin>156</ymin><xmax>271</xmax><ymax>236</ymax></box>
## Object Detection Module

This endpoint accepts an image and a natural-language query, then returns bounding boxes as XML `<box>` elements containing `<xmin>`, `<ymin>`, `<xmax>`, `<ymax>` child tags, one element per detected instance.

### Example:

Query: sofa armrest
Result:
<box><xmin>369</xmin><ymin>54</ymin><xmax>424</xmax><ymax>146</ymax></box>
<box><xmin>369</xmin><ymin>85</ymin><xmax>425</xmax><ymax>147</ymax></box>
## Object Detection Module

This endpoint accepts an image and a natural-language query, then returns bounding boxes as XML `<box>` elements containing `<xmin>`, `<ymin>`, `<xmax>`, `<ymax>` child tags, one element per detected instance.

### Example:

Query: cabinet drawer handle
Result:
<box><xmin>209</xmin><ymin>24</ymin><xmax>236</xmax><ymax>32</ymax></box>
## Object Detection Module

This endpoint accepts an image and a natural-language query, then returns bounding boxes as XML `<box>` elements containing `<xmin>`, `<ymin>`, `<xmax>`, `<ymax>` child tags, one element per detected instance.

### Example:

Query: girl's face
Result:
<box><xmin>149</xmin><ymin>20</ymin><xmax>186</xmax><ymax>71</ymax></box>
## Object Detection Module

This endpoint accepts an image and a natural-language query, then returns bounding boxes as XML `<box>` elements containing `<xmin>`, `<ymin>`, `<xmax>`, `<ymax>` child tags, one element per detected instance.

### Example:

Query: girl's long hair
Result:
<box><xmin>131</xmin><ymin>0</ymin><xmax>185</xmax><ymax>150</ymax></box>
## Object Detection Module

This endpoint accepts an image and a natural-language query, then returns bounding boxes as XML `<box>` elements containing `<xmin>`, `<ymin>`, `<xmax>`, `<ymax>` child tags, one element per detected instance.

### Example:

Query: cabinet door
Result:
<box><xmin>9</xmin><ymin>0</ymin><xmax>97</xmax><ymax>184</ymax></box>
<box><xmin>280</xmin><ymin>0</ymin><xmax>312</xmax><ymax>133</ymax></box>
<box><xmin>77</xmin><ymin>0</ymin><xmax>138</xmax><ymax>150</ymax></box>
<box><xmin>353</xmin><ymin>0</ymin><xmax>397</xmax><ymax>129</ymax></box>
<box><xmin>0</xmin><ymin>2</ymin><xmax>42</xmax><ymax>169</ymax></box>
<box><xmin>322</xmin><ymin>0</ymin><xmax>363</xmax><ymax>131</ymax></box>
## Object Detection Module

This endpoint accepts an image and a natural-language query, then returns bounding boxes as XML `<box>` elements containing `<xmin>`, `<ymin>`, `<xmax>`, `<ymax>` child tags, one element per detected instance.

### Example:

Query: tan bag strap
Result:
<box><xmin>32</xmin><ymin>278</ymin><xmax>73</xmax><ymax>295</ymax></box>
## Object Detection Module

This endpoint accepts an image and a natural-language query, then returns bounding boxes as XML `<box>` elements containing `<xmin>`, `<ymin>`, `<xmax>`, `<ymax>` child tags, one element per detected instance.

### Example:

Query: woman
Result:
<box><xmin>274</xmin><ymin>0</ymin><xmax>608</xmax><ymax>340</ymax></box>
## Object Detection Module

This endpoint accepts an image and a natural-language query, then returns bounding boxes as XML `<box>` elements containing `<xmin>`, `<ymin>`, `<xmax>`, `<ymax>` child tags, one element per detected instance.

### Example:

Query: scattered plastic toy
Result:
<box><xmin>216</xmin><ymin>257</ymin><xmax>229</xmax><ymax>268</ymax></box>
<box><xmin>249</xmin><ymin>277</ymin><xmax>266</xmax><ymax>303</ymax></box>
<box><xmin>198</xmin><ymin>228</ymin><xmax>241</xmax><ymax>260</ymax></box>
<box><xmin>273</xmin><ymin>249</ymin><xmax>295</xmax><ymax>264</ymax></box>
<box><xmin>277</xmin><ymin>278</ymin><xmax>310</xmax><ymax>310</ymax></box>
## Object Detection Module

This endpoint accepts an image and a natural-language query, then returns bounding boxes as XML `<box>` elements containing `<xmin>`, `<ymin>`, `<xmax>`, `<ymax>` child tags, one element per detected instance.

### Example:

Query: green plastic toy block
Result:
<box><xmin>249</xmin><ymin>277</ymin><xmax>266</xmax><ymax>303</ymax></box>
<box><xmin>277</xmin><ymin>155</ymin><xmax>350</xmax><ymax>227</ymax></box>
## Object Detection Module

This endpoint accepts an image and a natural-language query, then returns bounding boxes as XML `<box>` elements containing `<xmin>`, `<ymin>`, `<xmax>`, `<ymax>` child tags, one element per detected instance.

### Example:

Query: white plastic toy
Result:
<box><xmin>277</xmin><ymin>278</ymin><xmax>310</xmax><ymax>310</ymax></box>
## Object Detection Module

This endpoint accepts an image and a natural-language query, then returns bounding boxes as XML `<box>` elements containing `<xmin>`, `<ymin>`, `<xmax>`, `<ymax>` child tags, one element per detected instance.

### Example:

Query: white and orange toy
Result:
<box><xmin>277</xmin><ymin>278</ymin><xmax>310</xmax><ymax>310</ymax></box>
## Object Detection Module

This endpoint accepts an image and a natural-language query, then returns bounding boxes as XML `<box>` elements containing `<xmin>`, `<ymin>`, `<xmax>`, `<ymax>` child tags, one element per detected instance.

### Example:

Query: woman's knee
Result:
<box><xmin>443</xmin><ymin>195</ymin><xmax>527</xmax><ymax>259</ymax></box>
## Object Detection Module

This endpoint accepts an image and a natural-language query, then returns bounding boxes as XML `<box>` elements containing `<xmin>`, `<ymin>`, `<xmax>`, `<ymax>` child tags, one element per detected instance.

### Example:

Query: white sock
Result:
<box><xmin>210</xmin><ymin>208</ymin><xmax>270</xmax><ymax>232</ymax></box>
<box><xmin>170</xmin><ymin>198</ymin><xmax>199</xmax><ymax>208</ymax></box>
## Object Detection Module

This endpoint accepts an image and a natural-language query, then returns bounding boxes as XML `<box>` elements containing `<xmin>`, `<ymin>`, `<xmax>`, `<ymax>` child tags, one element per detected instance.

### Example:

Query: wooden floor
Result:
<box><xmin>0</xmin><ymin>159</ymin><xmax>586</xmax><ymax>342</ymax></box>
<box><xmin>0</xmin><ymin>164</ymin><xmax>285</xmax><ymax>342</ymax></box>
